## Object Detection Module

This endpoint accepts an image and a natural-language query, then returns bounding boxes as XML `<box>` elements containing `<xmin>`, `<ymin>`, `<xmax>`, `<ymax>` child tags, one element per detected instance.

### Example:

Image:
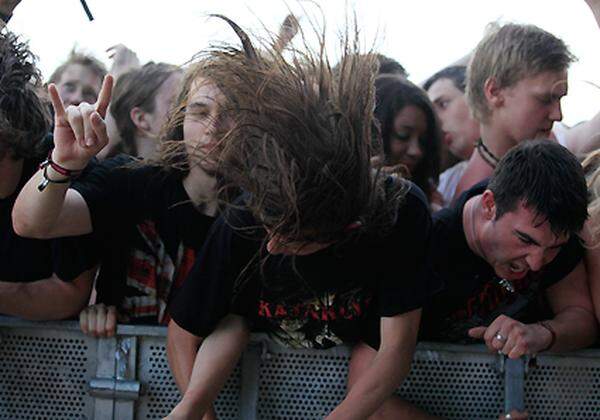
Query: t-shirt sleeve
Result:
<box><xmin>51</xmin><ymin>233</ymin><xmax>100</xmax><ymax>282</ymax></box>
<box><xmin>376</xmin><ymin>184</ymin><xmax>440</xmax><ymax>317</ymax></box>
<box><xmin>538</xmin><ymin>235</ymin><xmax>584</xmax><ymax>289</ymax></box>
<box><xmin>168</xmin><ymin>210</ymin><xmax>261</xmax><ymax>337</ymax></box>
<box><xmin>70</xmin><ymin>155</ymin><xmax>139</xmax><ymax>236</ymax></box>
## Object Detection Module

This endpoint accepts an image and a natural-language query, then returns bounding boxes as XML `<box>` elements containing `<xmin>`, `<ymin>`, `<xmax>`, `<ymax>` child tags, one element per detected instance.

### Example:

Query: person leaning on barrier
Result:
<box><xmin>11</xmin><ymin>59</ymin><xmax>230</xmax><ymax>338</ymax></box>
<box><xmin>164</xmin><ymin>18</ymin><xmax>439</xmax><ymax>420</ymax></box>
<box><xmin>0</xmin><ymin>29</ymin><xmax>97</xmax><ymax>320</ymax></box>
<box><xmin>351</xmin><ymin>140</ymin><xmax>597</xmax><ymax>419</ymax></box>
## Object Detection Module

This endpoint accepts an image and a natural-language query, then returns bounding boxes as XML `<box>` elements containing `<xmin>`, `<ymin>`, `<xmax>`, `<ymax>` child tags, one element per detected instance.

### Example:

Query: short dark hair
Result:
<box><xmin>0</xmin><ymin>30</ymin><xmax>50</xmax><ymax>160</ymax></box>
<box><xmin>423</xmin><ymin>65</ymin><xmax>467</xmax><ymax>92</ymax></box>
<box><xmin>489</xmin><ymin>140</ymin><xmax>588</xmax><ymax>236</ymax></box>
<box><xmin>374</xmin><ymin>74</ymin><xmax>441</xmax><ymax>196</ymax></box>
<box><xmin>376</xmin><ymin>54</ymin><xmax>407</xmax><ymax>77</ymax></box>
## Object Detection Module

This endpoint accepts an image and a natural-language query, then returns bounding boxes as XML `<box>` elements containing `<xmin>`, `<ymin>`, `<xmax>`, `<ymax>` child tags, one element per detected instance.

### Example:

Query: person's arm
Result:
<box><xmin>469</xmin><ymin>261</ymin><xmax>597</xmax><ymax>357</ymax></box>
<box><xmin>326</xmin><ymin>309</ymin><xmax>421</xmax><ymax>420</ymax></box>
<box><xmin>167</xmin><ymin>319</ymin><xmax>203</xmax><ymax>393</ymax></box>
<box><xmin>0</xmin><ymin>268</ymin><xmax>94</xmax><ymax>320</ymax></box>
<box><xmin>107</xmin><ymin>44</ymin><xmax>140</xmax><ymax>80</ymax></box>
<box><xmin>12</xmin><ymin>76</ymin><xmax>113</xmax><ymax>239</ymax></box>
<box><xmin>166</xmin><ymin>314</ymin><xmax>250</xmax><ymax>420</ymax></box>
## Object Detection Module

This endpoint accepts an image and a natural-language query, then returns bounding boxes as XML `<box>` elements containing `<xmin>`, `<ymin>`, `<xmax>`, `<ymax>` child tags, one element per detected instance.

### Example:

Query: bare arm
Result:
<box><xmin>544</xmin><ymin>261</ymin><xmax>598</xmax><ymax>352</ymax></box>
<box><xmin>0</xmin><ymin>268</ymin><xmax>94</xmax><ymax>320</ymax></box>
<box><xmin>327</xmin><ymin>309</ymin><xmax>421</xmax><ymax>420</ymax></box>
<box><xmin>167</xmin><ymin>319</ymin><xmax>203</xmax><ymax>393</ymax></box>
<box><xmin>166</xmin><ymin>314</ymin><xmax>250</xmax><ymax>419</ymax></box>
<box><xmin>12</xmin><ymin>76</ymin><xmax>113</xmax><ymax>239</ymax></box>
<box><xmin>469</xmin><ymin>261</ymin><xmax>597</xmax><ymax>357</ymax></box>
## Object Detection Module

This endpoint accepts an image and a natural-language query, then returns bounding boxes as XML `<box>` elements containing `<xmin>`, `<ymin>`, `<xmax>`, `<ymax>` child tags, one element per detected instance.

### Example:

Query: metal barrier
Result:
<box><xmin>0</xmin><ymin>316</ymin><xmax>598</xmax><ymax>419</ymax></box>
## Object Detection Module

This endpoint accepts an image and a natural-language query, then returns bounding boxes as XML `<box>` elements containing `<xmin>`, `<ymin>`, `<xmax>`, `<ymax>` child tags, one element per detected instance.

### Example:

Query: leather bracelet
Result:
<box><xmin>37</xmin><ymin>151</ymin><xmax>84</xmax><ymax>191</ymax></box>
<box><xmin>537</xmin><ymin>321</ymin><xmax>557</xmax><ymax>352</ymax></box>
<box><xmin>40</xmin><ymin>150</ymin><xmax>85</xmax><ymax>177</ymax></box>
<box><xmin>37</xmin><ymin>165</ymin><xmax>71</xmax><ymax>191</ymax></box>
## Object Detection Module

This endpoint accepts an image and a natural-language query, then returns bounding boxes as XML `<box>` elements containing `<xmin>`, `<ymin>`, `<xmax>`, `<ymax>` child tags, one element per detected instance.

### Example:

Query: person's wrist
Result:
<box><xmin>50</xmin><ymin>149</ymin><xmax>88</xmax><ymax>172</ymax></box>
<box><xmin>535</xmin><ymin>321</ymin><xmax>556</xmax><ymax>352</ymax></box>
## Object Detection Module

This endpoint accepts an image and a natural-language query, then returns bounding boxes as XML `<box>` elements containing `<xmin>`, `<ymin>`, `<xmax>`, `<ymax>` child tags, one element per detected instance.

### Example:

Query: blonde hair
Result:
<box><xmin>583</xmin><ymin>150</ymin><xmax>600</xmax><ymax>244</ymax></box>
<box><xmin>466</xmin><ymin>23</ymin><xmax>575</xmax><ymax>123</ymax></box>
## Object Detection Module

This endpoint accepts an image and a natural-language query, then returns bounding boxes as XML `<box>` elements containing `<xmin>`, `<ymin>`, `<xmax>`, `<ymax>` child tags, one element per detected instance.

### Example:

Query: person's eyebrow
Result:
<box><xmin>514</xmin><ymin>230</ymin><xmax>540</xmax><ymax>247</ymax></box>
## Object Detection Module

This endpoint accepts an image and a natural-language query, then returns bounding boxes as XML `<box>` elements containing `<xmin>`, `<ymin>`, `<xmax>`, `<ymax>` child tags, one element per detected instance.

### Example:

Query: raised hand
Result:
<box><xmin>107</xmin><ymin>44</ymin><xmax>140</xmax><ymax>79</ymax></box>
<box><xmin>48</xmin><ymin>74</ymin><xmax>113</xmax><ymax>170</ymax></box>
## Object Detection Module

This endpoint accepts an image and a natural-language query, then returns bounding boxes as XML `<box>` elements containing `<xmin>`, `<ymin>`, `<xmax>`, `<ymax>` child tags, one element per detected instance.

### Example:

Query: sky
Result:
<box><xmin>8</xmin><ymin>0</ymin><xmax>600</xmax><ymax>125</ymax></box>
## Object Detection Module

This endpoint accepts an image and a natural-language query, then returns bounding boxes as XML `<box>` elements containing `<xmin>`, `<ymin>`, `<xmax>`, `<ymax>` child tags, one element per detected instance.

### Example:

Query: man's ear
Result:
<box><xmin>481</xmin><ymin>190</ymin><xmax>497</xmax><ymax>220</ymax></box>
<box><xmin>130</xmin><ymin>107</ymin><xmax>151</xmax><ymax>132</ymax></box>
<box><xmin>483</xmin><ymin>77</ymin><xmax>505</xmax><ymax>109</ymax></box>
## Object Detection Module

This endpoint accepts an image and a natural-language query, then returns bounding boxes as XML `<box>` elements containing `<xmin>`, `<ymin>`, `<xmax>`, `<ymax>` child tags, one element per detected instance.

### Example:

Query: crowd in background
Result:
<box><xmin>1</xmin><ymin>0</ymin><xmax>600</xmax><ymax>419</ymax></box>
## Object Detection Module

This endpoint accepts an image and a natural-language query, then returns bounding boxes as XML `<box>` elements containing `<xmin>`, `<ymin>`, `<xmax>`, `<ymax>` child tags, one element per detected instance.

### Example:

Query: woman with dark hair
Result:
<box><xmin>374</xmin><ymin>75</ymin><xmax>442</xmax><ymax>206</ymax></box>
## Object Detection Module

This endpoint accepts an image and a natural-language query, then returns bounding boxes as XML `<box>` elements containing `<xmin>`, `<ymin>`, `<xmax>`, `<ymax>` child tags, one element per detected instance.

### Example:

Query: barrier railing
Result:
<box><xmin>0</xmin><ymin>316</ymin><xmax>598</xmax><ymax>419</ymax></box>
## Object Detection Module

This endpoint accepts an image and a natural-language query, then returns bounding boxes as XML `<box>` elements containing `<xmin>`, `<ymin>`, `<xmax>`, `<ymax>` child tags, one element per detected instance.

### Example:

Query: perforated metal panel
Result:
<box><xmin>524</xmin><ymin>354</ymin><xmax>600</xmax><ymax>419</ymax></box>
<box><xmin>135</xmin><ymin>336</ymin><xmax>241</xmax><ymax>419</ymax></box>
<box><xmin>0</xmin><ymin>327</ymin><xmax>95</xmax><ymax>419</ymax></box>
<box><xmin>256</xmin><ymin>345</ymin><xmax>350</xmax><ymax>419</ymax></box>
<box><xmin>398</xmin><ymin>348</ymin><xmax>503</xmax><ymax>419</ymax></box>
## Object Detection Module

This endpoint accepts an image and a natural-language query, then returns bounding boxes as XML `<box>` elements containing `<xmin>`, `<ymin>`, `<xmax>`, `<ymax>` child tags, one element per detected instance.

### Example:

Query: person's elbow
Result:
<box><xmin>11</xmin><ymin>207</ymin><xmax>52</xmax><ymax>239</ymax></box>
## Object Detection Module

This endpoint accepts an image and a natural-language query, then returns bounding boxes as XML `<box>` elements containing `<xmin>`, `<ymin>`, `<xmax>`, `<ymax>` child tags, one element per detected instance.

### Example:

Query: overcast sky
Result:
<box><xmin>8</xmin><ymin>0</ymin><xmax>600</xmax><ymax>125</ymax></box>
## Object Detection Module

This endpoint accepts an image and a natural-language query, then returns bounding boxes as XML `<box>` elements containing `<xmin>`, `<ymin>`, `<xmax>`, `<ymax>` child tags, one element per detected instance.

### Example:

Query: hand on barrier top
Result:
<box><xmin>48</xmin><ymin>75</ymin><xmax>113</xmax><ymax>170</ymax></box>
<box><xmin>79</xmin><ymin>303</ymin><xmax>118</xmax><ymax>338</ymax></box>
<box><xmin>468</xmin><ymin>314</ymin><xmax>553</xmax><ymax>359</ymax></box>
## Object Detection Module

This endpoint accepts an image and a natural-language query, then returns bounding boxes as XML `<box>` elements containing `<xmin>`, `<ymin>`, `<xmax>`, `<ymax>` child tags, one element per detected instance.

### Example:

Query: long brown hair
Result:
<box><xmin>201</xmin><ymin>16</ymin><xmax>408</xmax><ymax>244</ymax></box>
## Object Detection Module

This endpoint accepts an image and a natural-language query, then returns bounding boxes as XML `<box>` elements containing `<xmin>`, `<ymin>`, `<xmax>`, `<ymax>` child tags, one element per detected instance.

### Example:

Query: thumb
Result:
<box><xmin>468</xmin><ymin>326</ymin><xmax>487</xmax><ymax>339</ymax></box>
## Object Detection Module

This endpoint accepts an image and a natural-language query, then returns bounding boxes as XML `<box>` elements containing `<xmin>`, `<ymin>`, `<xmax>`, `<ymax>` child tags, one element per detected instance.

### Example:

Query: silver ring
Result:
<box><xmin>495</xmin><ymin>333</ymin><xmax>506</xmax><ymax>342</ymax></box>
<box><xmin>504</xmin><ymin>413</ymin><xmax>512</xmax><ymax>419</ymax></box>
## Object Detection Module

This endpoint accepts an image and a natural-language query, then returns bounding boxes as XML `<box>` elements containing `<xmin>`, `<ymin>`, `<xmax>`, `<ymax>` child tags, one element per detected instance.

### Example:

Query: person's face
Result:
<box><xmin>493</xmin><ymin>70</ymin><xmax>567</xmax><ymax>143</ymax></box>
<box><xmin>145</xmin><ymin>72</ymin><xmax>183</xmax><ymax>137</ymax></box>
<box><xmin>387</xmin><ymin>105</ymin><xmax>427</xmax><ymax>173</ymax></box>
<box><xmin>428</xmin><ymin>78</ymin><xmax>479</xmax><ymax>160</ymax></box>
<box><xmin>56</xmin><ymin>64</ymin><xmax>103</xmax><ymax>107</ymax></box>
<box><xmin>479</xmin><ymin>193</ymin><xmax>569</xmax><ymax>281</ymax></box>
<box><xmin>183</xmin><ymin>78</ymin><xmax>226</xmax><ymax>172</ymax></box>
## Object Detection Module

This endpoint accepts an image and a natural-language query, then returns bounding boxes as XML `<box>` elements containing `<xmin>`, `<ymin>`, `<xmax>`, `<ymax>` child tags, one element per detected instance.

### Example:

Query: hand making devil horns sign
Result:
<box><xmin>47</xmin><ymin>74</ymin><xmax>114</xmax><ymax>170</ymax></box>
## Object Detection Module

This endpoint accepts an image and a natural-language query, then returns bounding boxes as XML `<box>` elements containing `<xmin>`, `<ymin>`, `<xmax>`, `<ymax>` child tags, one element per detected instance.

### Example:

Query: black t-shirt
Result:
<box><xmin>71</xmin><ymin>156</ymin><xmax>214</xmax><ymax>322</ymax></box>
<box><xmin>171</xmin><ymin>182</ymin><xmax>437</xmax><ymax>350</ymax></box>
<box><xmin>420</xmin><ymin>182</ymin><xmax>584</xmax><ymax>342</ymax></box>
<box><xmin>1</xmin><ymin>155</ymin><xmax>97</xmax><ymax>283</ymax></box>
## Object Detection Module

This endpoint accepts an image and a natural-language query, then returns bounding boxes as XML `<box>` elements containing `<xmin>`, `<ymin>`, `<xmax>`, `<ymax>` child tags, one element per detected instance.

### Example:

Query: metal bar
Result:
<box><xmin>238</xmin><ymin>342</ymin><xmax>263</xmax><ymax>420</ymax></box>
<box><xmin>504</xmin><ymin>357</ymin><xmax>526</xmax><ymax>413</ymax></box>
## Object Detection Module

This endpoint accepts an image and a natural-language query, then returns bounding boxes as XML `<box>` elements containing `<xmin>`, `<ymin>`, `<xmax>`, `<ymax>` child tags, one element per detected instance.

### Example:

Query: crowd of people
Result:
<box><xmin>2</xmin><ymin>0</ymin><xmax>600</xmax><ymax>419</ymax></box>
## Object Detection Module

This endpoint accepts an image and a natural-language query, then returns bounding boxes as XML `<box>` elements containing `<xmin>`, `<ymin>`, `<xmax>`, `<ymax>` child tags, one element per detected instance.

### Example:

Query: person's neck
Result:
<box><xmin>462</xmin><ymin>195</ymin><xmax>487</xmax><ymax>260</ymax></box>
<box><xmin>0</xmin><ymin>155</ymin><xmax>24</xmax><ymax>199</ymax></box>
<box><xmin>479</xmin><ymin>123</ymin><xmax>517</xmax><ymax>158</ymax></box>
<box><xmin>134</xmin><ymin>135</ymin><xmax>159</xmax><ymax>160</ymax></box>
<box><xmin>182</xmin><ymin>165</ymin><xmax>218</xmax><ymax>217</ymax></box>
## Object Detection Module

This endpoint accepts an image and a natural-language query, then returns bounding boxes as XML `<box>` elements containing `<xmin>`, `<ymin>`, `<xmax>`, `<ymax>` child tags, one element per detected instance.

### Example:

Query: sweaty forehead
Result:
<box><xmin>518</xmin><ymin>70</ymin><xmax>568</xmax><ymax>95</ymax></box>
<box><xmin>513</xmin><ymin>201</ymin><xmax>569</xmax><ymax>243</ymax></box>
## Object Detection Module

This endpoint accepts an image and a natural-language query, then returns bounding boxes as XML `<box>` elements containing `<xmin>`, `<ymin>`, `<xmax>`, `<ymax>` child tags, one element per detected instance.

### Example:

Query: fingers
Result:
<box><xmin>468</xmin><ymin>326</ymin><xmax>486</xmax><ymax>339</ymax></box>
<box><xmin>79</xmin><ymin>304</ymin><xmax>118</xmax><ymax>338</ymax></box>
<box><xmin>95</xmin><ymin>75</ymin><xmax>114</xmax><ymax>117</ymax></box>
<box><xmin>48</xmin><ymin>84</ymin><xmax>66</xmax><ymax>121</ymax></box>
<box><xmin>499</xmin><ymin>409</ymin><xmax>529</xmax><ymax>420</ymax></box>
